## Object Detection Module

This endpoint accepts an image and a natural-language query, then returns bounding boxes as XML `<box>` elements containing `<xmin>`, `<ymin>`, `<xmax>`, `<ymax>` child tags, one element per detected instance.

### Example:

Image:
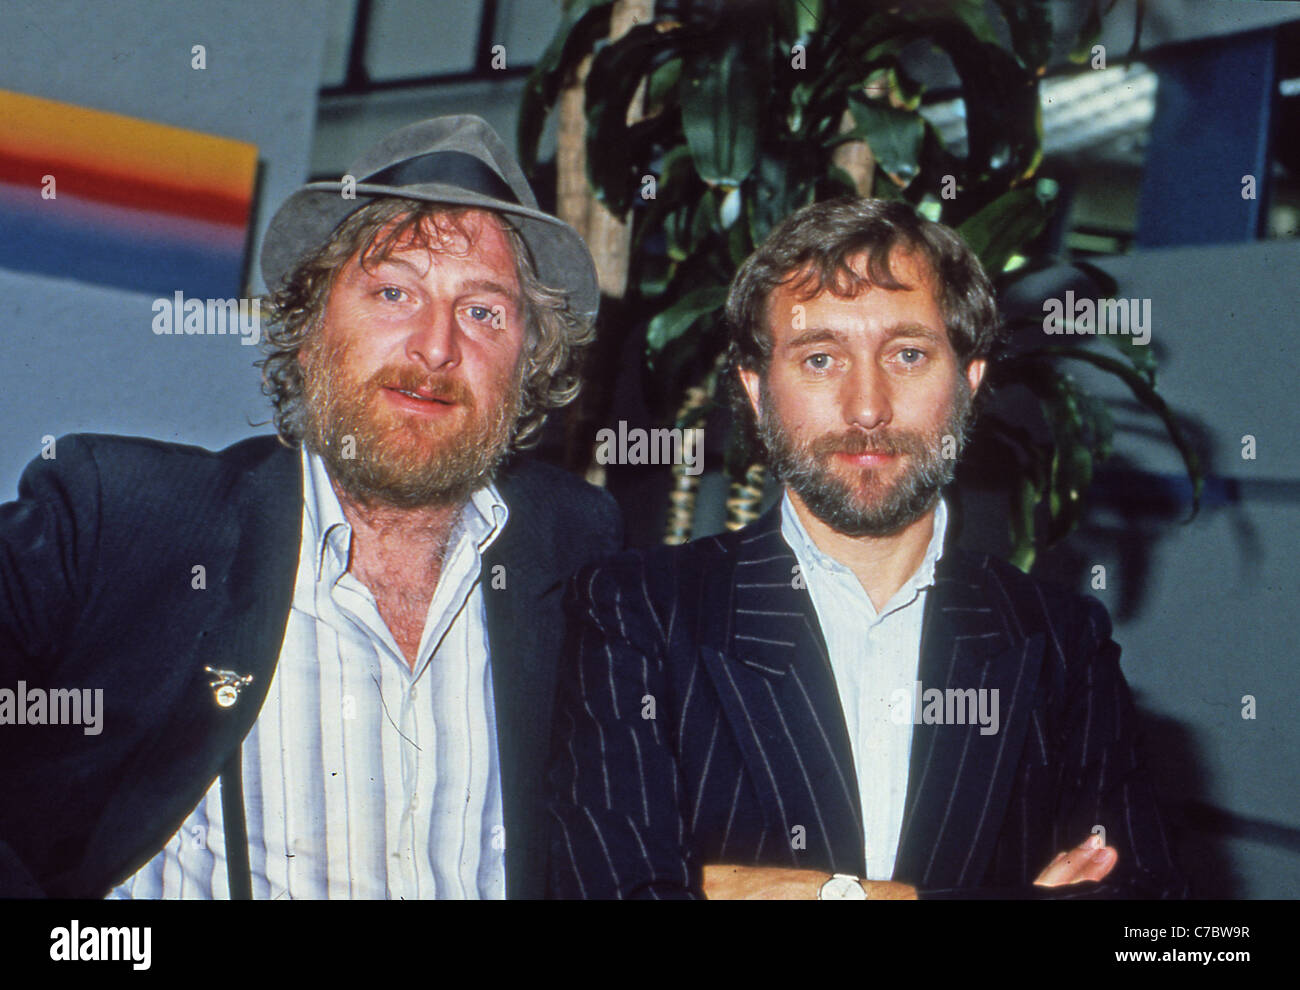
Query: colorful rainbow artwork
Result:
<box><xmin>0</xmin><ymin>88</ymin><xmax>258</xmax><ymax>297</ymax></box>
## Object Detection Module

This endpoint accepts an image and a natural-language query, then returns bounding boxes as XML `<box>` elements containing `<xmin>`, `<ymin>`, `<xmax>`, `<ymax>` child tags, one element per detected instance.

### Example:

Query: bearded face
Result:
<box><xmin>295</xmin><ymin>209</ymin><xmax>528</xmax><ymax>509</ymax></box>
<box><xmin>756</xmin><ymin>373</ymin><xmax>973</xmax><ymax>537</ymax></box>
<box><xmin>298</xmin><ymin>332</ymin><xmax>522</xmax><ymax>509</ymax></box>
<box><xmin>740</xmin><ymin>249</ymin><xmax>986</xmax><ymax>539</ymax></box>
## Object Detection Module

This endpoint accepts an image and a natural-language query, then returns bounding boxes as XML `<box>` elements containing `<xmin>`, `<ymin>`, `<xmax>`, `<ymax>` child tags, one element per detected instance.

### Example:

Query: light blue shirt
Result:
<box><xmin>110</xmin><ymin>447</ymin><xmax>508</xmax><ymax>899</ymax></box>
<box><xmin>780</xmin><ymin>493</ymin><xmax>948</xmax><ymax>880</ymax></box>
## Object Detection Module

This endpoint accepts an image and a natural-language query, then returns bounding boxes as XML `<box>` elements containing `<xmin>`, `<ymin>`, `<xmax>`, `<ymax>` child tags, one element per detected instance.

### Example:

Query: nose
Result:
<box><xmin>843</xmin><ymin>360</ymin><xmax>891</xmax><ymax>431</ymax></box>
<box><xmin>404</xmin><ymin>302</ymin><xmax>461</xmax><ymax>371</ymax></box>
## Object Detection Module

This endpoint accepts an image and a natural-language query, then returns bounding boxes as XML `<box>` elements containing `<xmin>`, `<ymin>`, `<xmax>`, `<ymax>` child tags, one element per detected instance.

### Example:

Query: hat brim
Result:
<box><xmin>259</xmin><ymin>181</ymin><xmax>600</xmax><ymax>318</ymax></box>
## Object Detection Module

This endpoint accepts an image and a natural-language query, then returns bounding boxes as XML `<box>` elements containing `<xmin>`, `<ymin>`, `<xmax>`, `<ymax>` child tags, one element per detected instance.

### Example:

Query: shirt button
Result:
<box><xmin>409</xmin><ymin>686</ymin><xmax>418</xmax><ymax>701</ymax></box>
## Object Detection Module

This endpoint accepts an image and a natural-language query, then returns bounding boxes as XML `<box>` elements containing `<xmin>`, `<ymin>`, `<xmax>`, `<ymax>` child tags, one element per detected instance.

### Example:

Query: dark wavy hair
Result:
<box><xmin>258</xmin><ymin>198</ymin><xmax>595</xmax><ymax>450</ymax></box>
<box><xmin>724</xmin><ymin>197</ymin><xmax>1003</xmax><ymax>448</ymax></box>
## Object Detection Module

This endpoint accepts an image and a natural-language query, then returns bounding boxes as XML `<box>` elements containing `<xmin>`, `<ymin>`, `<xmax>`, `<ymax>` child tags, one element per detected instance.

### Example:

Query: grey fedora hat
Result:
<box><xmin>259</xmin><ymin>114</ymin><xmax>599</xmax><ymax>318</ymax></box>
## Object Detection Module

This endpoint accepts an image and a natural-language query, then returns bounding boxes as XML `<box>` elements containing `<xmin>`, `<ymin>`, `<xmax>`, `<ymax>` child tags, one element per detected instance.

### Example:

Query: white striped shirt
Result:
<box><xmin>780</xmin><ymin>493</ymin><xmax>947</xmax><ymax>881</ymax></box>
<box><xmin>109</xmin><ymin>447</ymin><xmax>508</xmax><ymax>899</ymax></box>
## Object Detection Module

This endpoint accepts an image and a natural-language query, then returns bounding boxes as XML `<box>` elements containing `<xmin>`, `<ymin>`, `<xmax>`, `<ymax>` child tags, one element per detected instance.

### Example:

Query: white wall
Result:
<box><xmin>0</xmin><ymin>0</ymin><xmax>328</xmax><ymax>487</ymax></box>
<box><xmin>1054</xmin><ymin>240</ymin><xmax>1300</xmax><ymax>896</ymax></box>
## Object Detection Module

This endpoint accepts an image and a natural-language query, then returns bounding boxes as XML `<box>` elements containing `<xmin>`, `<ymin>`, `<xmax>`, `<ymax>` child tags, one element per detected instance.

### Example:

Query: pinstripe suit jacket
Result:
<box><xmin>547</xmin><ymin>503</ymin><xmax>1185</xmax><ymax>899</ymax></box>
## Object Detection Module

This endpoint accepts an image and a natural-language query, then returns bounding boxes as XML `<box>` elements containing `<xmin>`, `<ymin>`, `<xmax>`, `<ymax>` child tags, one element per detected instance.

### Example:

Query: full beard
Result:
<box><xmin>298</xmin><ymin>336</ymin><xmax>522</xmax><ymax>509</ymax></box>
<box><xmin>757</xmin><ymin>378</ymin><xmax>974</xmax><ymax>538</ymax></box>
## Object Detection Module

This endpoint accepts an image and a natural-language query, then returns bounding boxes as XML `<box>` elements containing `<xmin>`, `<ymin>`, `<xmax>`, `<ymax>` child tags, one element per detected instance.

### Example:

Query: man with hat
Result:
<box><xmin>0</xmin><ymin>115</ymin><xmax>620</xmax><ymax>899</ymax></box>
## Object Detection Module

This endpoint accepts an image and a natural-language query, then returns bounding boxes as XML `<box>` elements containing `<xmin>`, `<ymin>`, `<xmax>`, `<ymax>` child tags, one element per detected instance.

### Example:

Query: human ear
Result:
<box><xmin>738</xmin><ymin>366</ymin><xmax>763</xmax><ymax>419</ymax></box>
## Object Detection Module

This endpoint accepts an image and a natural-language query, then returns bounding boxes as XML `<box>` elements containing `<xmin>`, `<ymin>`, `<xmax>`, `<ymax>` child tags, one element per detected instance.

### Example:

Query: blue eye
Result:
<box><xmin>468</xmin><ymin>306</ymin><xmax>493</xmax><ymax>322</ymax></box>
<box><xmin>806</xmin><ymin>353</ymin><xmax>832</xmax><ymax>371</ymax></box>
<box><xmin>899</xmin><ymin>348</ymin><xmax>925</xmax><ymax>364</ymax></box>
<box><xmin>379</xmin><ymin>287</ymin><xmax>405</xmax><ymax>302</ymax></box>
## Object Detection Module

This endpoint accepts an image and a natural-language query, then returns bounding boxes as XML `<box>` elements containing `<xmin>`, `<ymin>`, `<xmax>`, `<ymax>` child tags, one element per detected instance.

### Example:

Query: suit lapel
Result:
<box><xmin>481</xmin><ymin>471</ymin><xmax>566</xmax><ymax>900</ymax></box>
<box><xmin>699</xmin><ymin>507</ymin><xmax>865</xmax><ymax>872</ymax></box>
<box><xmin>77</xmin><ymin>441</ymin><xmax>302</xmax><ymax>893</ymax></box>
<box><xmin>893</xmin><ymin>549</ymin><xmax>1044</xmax><ymax>889</ymax></box>
<box><xmin>76</xmin><ymin>445</ymin><xmax>577</xmax><ymax>898</ymax></box>
<box><xmin>707</xmin><ymin>504</ymin><xmax>1046</xmax><ymax>888</ymax></box>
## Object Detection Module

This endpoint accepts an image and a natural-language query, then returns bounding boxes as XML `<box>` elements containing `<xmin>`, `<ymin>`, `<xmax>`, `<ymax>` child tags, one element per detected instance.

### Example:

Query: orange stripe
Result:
<box><xmin>0</xmin><ymin>88</ymin><xmax>257</xmax><ymax>202</ymax></box>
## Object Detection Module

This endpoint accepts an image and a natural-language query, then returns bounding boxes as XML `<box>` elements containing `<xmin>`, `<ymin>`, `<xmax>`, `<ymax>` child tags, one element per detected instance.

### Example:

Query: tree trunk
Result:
<box><xmin>555</xmin><ymin>0</ymin><xmax>655</xmax><ymax>486</ymax></box>
<box><xmin>832</xmin><ymin>106</ymin><xmax>874</xmax><ymax>197</ymax></box>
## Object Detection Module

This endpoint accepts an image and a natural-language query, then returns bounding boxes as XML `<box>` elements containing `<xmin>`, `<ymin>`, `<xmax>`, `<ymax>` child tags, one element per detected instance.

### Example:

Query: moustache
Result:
<box><xmin>808</xmin><ymin>430</ymin><xmax>926</xmax><ymax>458</ymax></box>
<box><xmin>368</xmin><ymin>367</ymin><xmax>475</xmax><ymax>408</ymax></box>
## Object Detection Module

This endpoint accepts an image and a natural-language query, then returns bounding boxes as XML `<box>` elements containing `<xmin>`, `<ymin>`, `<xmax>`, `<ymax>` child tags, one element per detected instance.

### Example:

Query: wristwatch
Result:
<box><xmin>818</xmin><ymin>873</ymin><xmax>868</xmax><ymax>900</ymax></box>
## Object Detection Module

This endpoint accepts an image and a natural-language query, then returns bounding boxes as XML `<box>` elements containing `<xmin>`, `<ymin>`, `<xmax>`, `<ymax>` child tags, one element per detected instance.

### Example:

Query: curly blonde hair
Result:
<box><xmin>258</xmin><ymin>198</ymin><xmax>594</xmax><ymax>450</ymax></box>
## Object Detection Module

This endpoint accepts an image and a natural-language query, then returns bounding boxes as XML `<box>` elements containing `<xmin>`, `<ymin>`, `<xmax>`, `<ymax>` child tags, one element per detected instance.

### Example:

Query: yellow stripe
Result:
<box><xmin>0</xmin><ymin>88</ymin><xmax>256</xmax><ymax>200</ymax></box>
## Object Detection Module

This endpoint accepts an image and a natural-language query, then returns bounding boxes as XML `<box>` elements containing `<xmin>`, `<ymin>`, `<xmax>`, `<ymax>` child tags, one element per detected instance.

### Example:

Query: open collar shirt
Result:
<box><xmin>110</xmin><ymin>447</ymin><xmax>508</xmax><ymax>899</ymax></box>
<box><xmin>779</xmin><ymin>492</ymin><xmax>948</xmax><ymax>881</ymax></box>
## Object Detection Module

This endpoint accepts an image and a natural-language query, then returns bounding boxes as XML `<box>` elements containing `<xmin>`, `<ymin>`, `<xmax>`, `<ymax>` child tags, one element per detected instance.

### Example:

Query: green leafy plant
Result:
<box><xmin>521</xmin><ymin>0</ymin><xmax>1199</xmax><ymax>569</ymax></box>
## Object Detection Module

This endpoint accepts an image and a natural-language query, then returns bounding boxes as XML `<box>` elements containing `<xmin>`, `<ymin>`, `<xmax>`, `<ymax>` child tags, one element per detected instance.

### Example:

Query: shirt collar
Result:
<box><xmin>300</xmin><ymin>446</ymin><xmax>509</xmax><ymax>583</ymax></box>
<box><xmin>779</xmin><ymin>489</ymin><xmax>948</xmax><ymax>595</ymax></box>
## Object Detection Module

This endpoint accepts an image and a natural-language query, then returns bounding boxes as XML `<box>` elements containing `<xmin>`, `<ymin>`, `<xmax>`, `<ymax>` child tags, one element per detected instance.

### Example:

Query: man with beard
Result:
<box><xmin>0</xmin><ymin>116</ymin><xmax>620</xmax><ymax>899</ymax></box>
<box><xmin>547</xmin><ymin>198</ymin><xmax>1184</xmax><ymax>900</ymax></box>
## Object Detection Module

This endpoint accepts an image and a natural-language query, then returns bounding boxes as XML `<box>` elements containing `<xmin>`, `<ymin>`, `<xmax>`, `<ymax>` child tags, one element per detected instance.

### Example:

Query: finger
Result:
<box><xmin>1033</xmin><ymin>842</ymin><xmax>1101</xmax><ymax>886</ymax></box>
<box><xmin>1034</xmin><ymin>838</ymin><xmax>1122</xmax><ymax>886</ymax></box>
<box><xmin>1073</xmin><ymin>844</ymin><xmax>1118</xmax><ymax>883</ymax></box>
<box><xmin>1033</xmin><ymin>846</ymin><xmax>1082</xmax><ymax>885</ymax></box>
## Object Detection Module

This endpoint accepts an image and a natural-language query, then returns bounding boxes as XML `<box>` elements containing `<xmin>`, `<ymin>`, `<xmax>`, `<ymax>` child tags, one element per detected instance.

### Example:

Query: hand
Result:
<box><xmin>1033</xmin><ymin>833</ymin><xmax>1118</xmax><ymax>887</ymax></box>
<box><xmin>702</xmin><ymin>864</ymin><xmax>918</xmax><ymax>900</ymax></box>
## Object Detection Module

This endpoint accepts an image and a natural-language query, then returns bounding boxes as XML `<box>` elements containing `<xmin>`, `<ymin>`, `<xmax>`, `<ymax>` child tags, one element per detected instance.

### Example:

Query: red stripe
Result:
<box><xmin>0</xmin><ymin>148</ymin><xmax>253</xmax><ymax>227</ymax></box>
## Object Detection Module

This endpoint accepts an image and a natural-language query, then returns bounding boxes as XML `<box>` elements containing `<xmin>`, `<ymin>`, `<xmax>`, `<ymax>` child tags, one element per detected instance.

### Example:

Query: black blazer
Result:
<box><xmin>547</xmin><ymin>504</ymin><xmax>1186</xmax><ymax>898</ymax></box>
<box><xmin>0</xmin><ymin>432</ymin><xmax>621</xmax><ymax>898</ymax></box>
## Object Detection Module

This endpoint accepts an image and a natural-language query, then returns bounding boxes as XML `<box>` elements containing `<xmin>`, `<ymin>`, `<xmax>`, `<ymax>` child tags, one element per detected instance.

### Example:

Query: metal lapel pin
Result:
<box><xmin>204</xmin><ymin>666</ymin><xmax>254</xmax><ymax>709</ymax></box>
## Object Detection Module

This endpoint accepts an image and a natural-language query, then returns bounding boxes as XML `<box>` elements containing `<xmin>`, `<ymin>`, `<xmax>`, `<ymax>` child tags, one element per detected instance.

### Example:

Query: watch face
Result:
<box><xmin>820</xmin><ymin>875</ymin><xmax>867</xmax><ymax>900</ymax></box>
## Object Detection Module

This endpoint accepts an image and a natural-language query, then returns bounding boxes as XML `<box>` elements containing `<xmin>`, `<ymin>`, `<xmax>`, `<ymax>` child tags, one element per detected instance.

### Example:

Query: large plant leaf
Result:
<box><xmin>1009</xmin><ymin>474</ymin><xmax>1042</xmax><ymax>572</ymax></box>
<box><xmin>1007</xmin><ymin>346</ymin><xmax>1203</xmax><ymax>518</ymax></box>
<box><xmin>1004</xmin><ymin>362</ymin><xmax>1102</xmax><ymax>544</ymax></box>
<box><xmin>780</xmin><ymin>0</ymin><xmax>823</xmax><ymax>42</ymax></box>
<box><xmin>1097</xmin><ymin>326</ymin><xmax>1157</xmax><ymax>384</ymax></box>
<box><xmin>906</xmin><ymin>11</ymin><xmax>1041</xmax><ymax>184</ymax></box>
<box><xmin>746</xmin><ymin>132</ymin><xmax>826</xmax><ymax>252</ymax></box>
<box><xmin>643</xmin><ymin>271</ymin><xmax>732</xmax><ymax>414</ymax></box>
<box><xmin>518</xmin><ymin>0</ymin><xmax>617</xmax><ymax>176</ymax></box>
<box><xmin>996</xmin><ymin>259</ymin><xmax>1156</xmax><ymax>384</ymax></box>
<box><xmin>992</xmin><ymin>0</ymin><xmax>1054</xmax><ymax>72</ymax></box>
<box><xmin>997</xmin><ymin>255</ymin><xmax>1120</xmax><ymax>297</ymax></box>
<box><xmin>1044</xmin><ymin>376</ymin><xmax>1098</xmax><ymax>542</ymax></box>
<box><xmin>585</xmin><ymin>23</ymin><xmax>683</xmax><ymax>213</ymax></box>
<box><xmin>975</xmin><ymin>422</ymin><xmax>1050</xmax><ymax>571</ymax></box>
<box><xmin>630</xmin><ymin>142</ymin><xmax>698</xmax><ymax>260</ymax></box>
<box><xmin>1066</xmin><ymin>258</ymin><xmax>1121</xmax><ymax>297</ymax></box>
<box><xmin>958</xmin><ymin>186</ymin><xmax>1052</xmax><ymax>275</ymax></box>
<box><xmin>880</xmin><ymin>0</ymin><xmax>1006</xmax><ymax>48</ymax></box>
<box><xmin>837</xmin><ymin>93</ymin><xmax>924</xmax><ymax>184</ymax></box>
<box><xmin>680</xmin><ymin>17</ymin><xmax>770</xmax><ymax>187</ymax></box>
<box><xmin>646</xmin><ymin>54</ymin><xmax>682</xmax><ymax>112</ymax></box>
<box><xmin>803</xmin><ymin>16</ymin><xmax>905</xmax><ymax>111</ymax></box>
<box><xmin>645</xmin><ymin>284</ymin><xmax>728</xmax><ymax>360</ymax></box>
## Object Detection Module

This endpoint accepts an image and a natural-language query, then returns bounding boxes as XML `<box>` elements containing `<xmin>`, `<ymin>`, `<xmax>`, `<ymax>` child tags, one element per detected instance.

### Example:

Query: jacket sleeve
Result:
<box><xmin>546</xmin><ymin>556</ymin><xmax>700</xmax><ymax>899</ymax></box>
<box><xmin>0</xmin><ymin>435</ymin><xmax>101</xmax><ymax>680</ymax></box>
<box><xmin>919</xmin><ymin>595</ymin><xmax>1187</xmax><ymax>900</ymax></box>
<box><xmin>593</xmin><ymin>487</ymin><xmax>624</xmax><ymax>558</ymax></box>
<box><xmin>0</xmin><ymin>435</ymin><xmax>105</xmax><ymax>897</ymax></box>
